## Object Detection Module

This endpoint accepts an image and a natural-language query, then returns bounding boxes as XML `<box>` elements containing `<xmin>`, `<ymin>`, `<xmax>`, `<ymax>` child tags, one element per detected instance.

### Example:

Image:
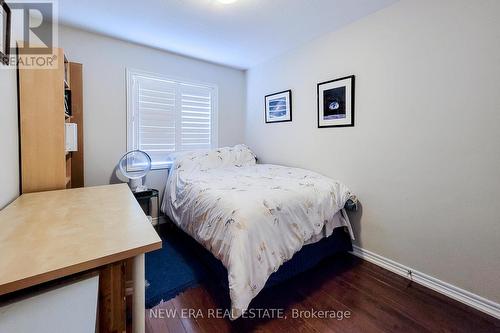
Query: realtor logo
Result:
<box><xmin>1</xmin><ymin>0</ymin><xmax>58</xmax><ymax>68</ymax></box>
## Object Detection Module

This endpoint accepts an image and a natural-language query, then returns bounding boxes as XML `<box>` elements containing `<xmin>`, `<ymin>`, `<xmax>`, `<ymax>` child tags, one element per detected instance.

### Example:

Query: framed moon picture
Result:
<box><xmin>265</xmin><ymin>90</ymin><xmax>292</xmax><ymax>123</ymax></box>
<box><xmin>317</xmin><ymin>75</ymin><xmax>355</xmax><ymax>128</ymax></box>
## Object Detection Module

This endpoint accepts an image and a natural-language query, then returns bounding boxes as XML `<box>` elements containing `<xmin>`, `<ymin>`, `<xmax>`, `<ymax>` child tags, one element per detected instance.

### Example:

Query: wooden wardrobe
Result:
<box><xmin>18</xmin><ymin>48</ymin><xmax>84</xmax><ymax>193</ymax></box>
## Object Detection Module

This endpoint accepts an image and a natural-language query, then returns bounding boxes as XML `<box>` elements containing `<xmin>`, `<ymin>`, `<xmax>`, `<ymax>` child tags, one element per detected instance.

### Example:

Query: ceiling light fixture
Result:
<box><xmin>216</xmin><ymin>0</ymin><xmax>238</xmax><ymax>4</ymax></box>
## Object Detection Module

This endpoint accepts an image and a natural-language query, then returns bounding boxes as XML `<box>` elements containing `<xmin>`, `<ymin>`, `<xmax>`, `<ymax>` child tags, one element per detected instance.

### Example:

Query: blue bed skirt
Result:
<box><xmin>189</xmin><ymin>226</ymin><xmax>353</xmax><ymax>290</ymax></box>
<box><xmin>266</xmin><ymin>227</ymin><xmax>352</xmax><ymax>288</ymax></box>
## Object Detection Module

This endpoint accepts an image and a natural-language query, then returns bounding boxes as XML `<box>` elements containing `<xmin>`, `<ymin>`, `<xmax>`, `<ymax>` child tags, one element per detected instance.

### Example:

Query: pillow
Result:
<box><xmin>170</xmin><ymin>144</ymin><xmax>256</xmax><ymax>173</ymax></box>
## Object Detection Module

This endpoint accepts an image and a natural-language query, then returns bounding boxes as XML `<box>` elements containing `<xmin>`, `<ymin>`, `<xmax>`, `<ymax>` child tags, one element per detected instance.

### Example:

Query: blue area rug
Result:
<box><xmin>145</xmin><ymin>228</ymin><xmax>208</xmax><ymax>308</ymax></box>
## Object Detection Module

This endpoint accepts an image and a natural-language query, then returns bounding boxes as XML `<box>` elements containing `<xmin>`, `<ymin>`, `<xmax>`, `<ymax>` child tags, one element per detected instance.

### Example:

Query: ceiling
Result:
<box><xmin>59</xmin><ymin>0</ymin><xmax>397</xmax><ymax>70</ymax></box>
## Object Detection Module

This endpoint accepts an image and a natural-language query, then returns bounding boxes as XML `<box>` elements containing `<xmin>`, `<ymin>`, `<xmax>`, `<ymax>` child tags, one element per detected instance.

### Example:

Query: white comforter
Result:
<box><xmin>162</xmin><ymin>145</ymin><xmax>355</xmax><ymax>319</ymax></box>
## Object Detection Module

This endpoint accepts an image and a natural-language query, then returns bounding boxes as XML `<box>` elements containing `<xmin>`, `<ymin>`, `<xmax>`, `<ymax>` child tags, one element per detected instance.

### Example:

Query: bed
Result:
<box><xmin>161</xmin><ymin>145</ymin><xmax>356</xmax><ymax>319</ymax></box>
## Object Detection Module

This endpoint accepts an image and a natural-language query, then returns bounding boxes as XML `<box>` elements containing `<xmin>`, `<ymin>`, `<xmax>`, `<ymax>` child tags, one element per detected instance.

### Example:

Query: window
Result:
<box><xmin>127</xmin><ymin>69</ymin><xmax>218</xmax><ymax>169</ymax></box>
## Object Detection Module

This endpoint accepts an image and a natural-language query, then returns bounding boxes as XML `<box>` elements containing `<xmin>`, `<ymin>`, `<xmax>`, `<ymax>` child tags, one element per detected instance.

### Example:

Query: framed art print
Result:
<box><xmin>265</xmin><ymin>90</ymin><xmax>292</xmax><ymax>123</ymax></box>
<box><xmin>317</xmin><ymin>75</ymin><xmax>355</xmax><ymax>128</ymax></box>
<box><xmin>0</xmin><ymin>0</ymin><xmax>11</xmax><ymax>66</ymax></box>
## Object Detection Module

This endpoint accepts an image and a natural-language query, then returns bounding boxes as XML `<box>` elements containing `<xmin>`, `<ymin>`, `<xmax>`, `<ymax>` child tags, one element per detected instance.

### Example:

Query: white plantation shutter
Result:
<box><xmin>134</xmin><ymin>77</ymin><xmax>177</xmax><ymax>166</ymax></box>
<box><xmin>180</xmin><ymin>84</ymin><xmax>214</xmax><ymax>151</ymax></box>
<box><xmin>127</xmin><ymin>69</ymin><xmax>218</xmax><ymax>169</ymax></box>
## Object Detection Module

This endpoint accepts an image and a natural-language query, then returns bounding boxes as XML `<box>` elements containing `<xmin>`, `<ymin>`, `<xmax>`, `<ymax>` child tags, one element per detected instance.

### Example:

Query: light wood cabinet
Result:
<box><xmin>18</xmin><ymin>48</ymin><xmax>84</xmax><ymax>193</ymax></box>
<box><xmin>69</xmin><ymin>62</ymin><xmax>84</xmax><ymax>188</ymax></box>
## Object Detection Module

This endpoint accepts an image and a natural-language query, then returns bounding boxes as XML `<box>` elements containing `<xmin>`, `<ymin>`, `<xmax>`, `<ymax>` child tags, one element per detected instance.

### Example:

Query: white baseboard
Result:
<box><xmin>351</xmin><ymin>245</ymin><xmax>500</xmax><ymax>319</ymax></box>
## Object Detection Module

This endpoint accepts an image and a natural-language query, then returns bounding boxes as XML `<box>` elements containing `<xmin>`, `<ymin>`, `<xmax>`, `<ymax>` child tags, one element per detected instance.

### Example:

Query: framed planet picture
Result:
<box><xmin>0</xmin><ymin>0</ymin><xmax>11</xmax><ymax>65</ymax></box>
<box><xmin>317</xmin><ymin>75</ymin><xmax>355</xmax><ymax>128</ymax></box>
<box><xmin>265</xmin><ymin>90</ymin><xmax>292</xmax><ymax>123</ymax></box>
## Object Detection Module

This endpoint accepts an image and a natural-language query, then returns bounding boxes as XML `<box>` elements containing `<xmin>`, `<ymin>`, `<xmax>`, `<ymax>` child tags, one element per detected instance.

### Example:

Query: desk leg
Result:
<box><xmin>132</xmin><ymin>254</ymin><xmax>145</xmax><ymax>333</ymax></box>
<box><xmin>99</xmin><ymin>261</ymin><xmax>126</xmax><ymax>333</ymax></box>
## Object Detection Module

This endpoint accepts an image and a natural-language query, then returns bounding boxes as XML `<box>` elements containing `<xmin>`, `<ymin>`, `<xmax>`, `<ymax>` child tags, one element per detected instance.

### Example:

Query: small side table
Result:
<box><xmin>133</xmin><ymin>189</ymin><xmax>160</xmax><ymax>229</ymax></box>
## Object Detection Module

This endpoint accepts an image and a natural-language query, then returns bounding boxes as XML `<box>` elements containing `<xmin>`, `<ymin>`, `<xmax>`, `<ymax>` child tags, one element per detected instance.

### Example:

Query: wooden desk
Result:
<box><xmin>0</xmin><ymin>184</ymin><xmax>162</xmax><ymax>332</ymax></box>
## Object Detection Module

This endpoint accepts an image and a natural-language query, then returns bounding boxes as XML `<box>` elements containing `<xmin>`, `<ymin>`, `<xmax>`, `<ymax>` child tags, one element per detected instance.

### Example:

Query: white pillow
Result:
<box><xmin>170</xmin><ymin>144</ymin><xmax>256</xmax><ymax>173</ymax></box>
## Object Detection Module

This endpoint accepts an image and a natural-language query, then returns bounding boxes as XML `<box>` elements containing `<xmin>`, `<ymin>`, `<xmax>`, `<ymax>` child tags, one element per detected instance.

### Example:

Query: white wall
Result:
<box><xmin>59</xmin><ymin>26</ymin><xmax>246</xmax><ymax>192</ymax></box>
<box><xmin>0</xmin><ymin>58</ymin><xmax>19</xmax><ymax>209</ymax></box>
<box><xmin>246</xmin><ymin>0</ymin><xmax>500</xmax><ymax>303</ymax></box>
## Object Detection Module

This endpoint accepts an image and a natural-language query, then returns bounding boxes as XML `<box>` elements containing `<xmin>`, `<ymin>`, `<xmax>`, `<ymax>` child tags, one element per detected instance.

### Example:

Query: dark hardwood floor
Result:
<box><xmin>145</xmin><ymin>251</ymin><xmax>500</xmax><ymax>333</ymax></box>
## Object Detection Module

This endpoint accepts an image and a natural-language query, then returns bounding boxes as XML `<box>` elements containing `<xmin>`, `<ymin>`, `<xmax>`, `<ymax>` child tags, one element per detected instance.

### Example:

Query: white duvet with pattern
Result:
<box><xmin>162</xmin><ymin>145</ymin><xmax>355</xmax><ymax>319</ymax></box>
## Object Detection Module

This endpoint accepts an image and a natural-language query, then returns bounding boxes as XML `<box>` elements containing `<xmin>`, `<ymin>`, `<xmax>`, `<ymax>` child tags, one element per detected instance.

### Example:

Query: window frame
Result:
<box><xmin>126</xmin><ymin>68</ymin><xmax>219</xmax><ymax>170</ymax></box>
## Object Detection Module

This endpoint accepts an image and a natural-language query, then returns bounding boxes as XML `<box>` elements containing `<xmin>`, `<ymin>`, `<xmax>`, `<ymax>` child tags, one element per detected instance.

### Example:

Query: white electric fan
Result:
<box><xmin>118</xmin><ymin>150</ymin><xmax>152</xmax><ymax>192</ymax></box>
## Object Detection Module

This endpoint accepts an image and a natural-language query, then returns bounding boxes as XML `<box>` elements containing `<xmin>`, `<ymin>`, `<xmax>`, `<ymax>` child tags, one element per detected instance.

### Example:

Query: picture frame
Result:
<box><xmin>265</xmin><ymin>90</ymin><xmax>292</xmax><ymax>123</ymax></box>
<box><xmin>0</xmin><ymin>0</ymin><xmax>11</xmax><ymax>66</ymax></box>
<box><xmin>317</xmin><ymin>75</ymin><xmax>355</xmax><ymax>128</ymax></box>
